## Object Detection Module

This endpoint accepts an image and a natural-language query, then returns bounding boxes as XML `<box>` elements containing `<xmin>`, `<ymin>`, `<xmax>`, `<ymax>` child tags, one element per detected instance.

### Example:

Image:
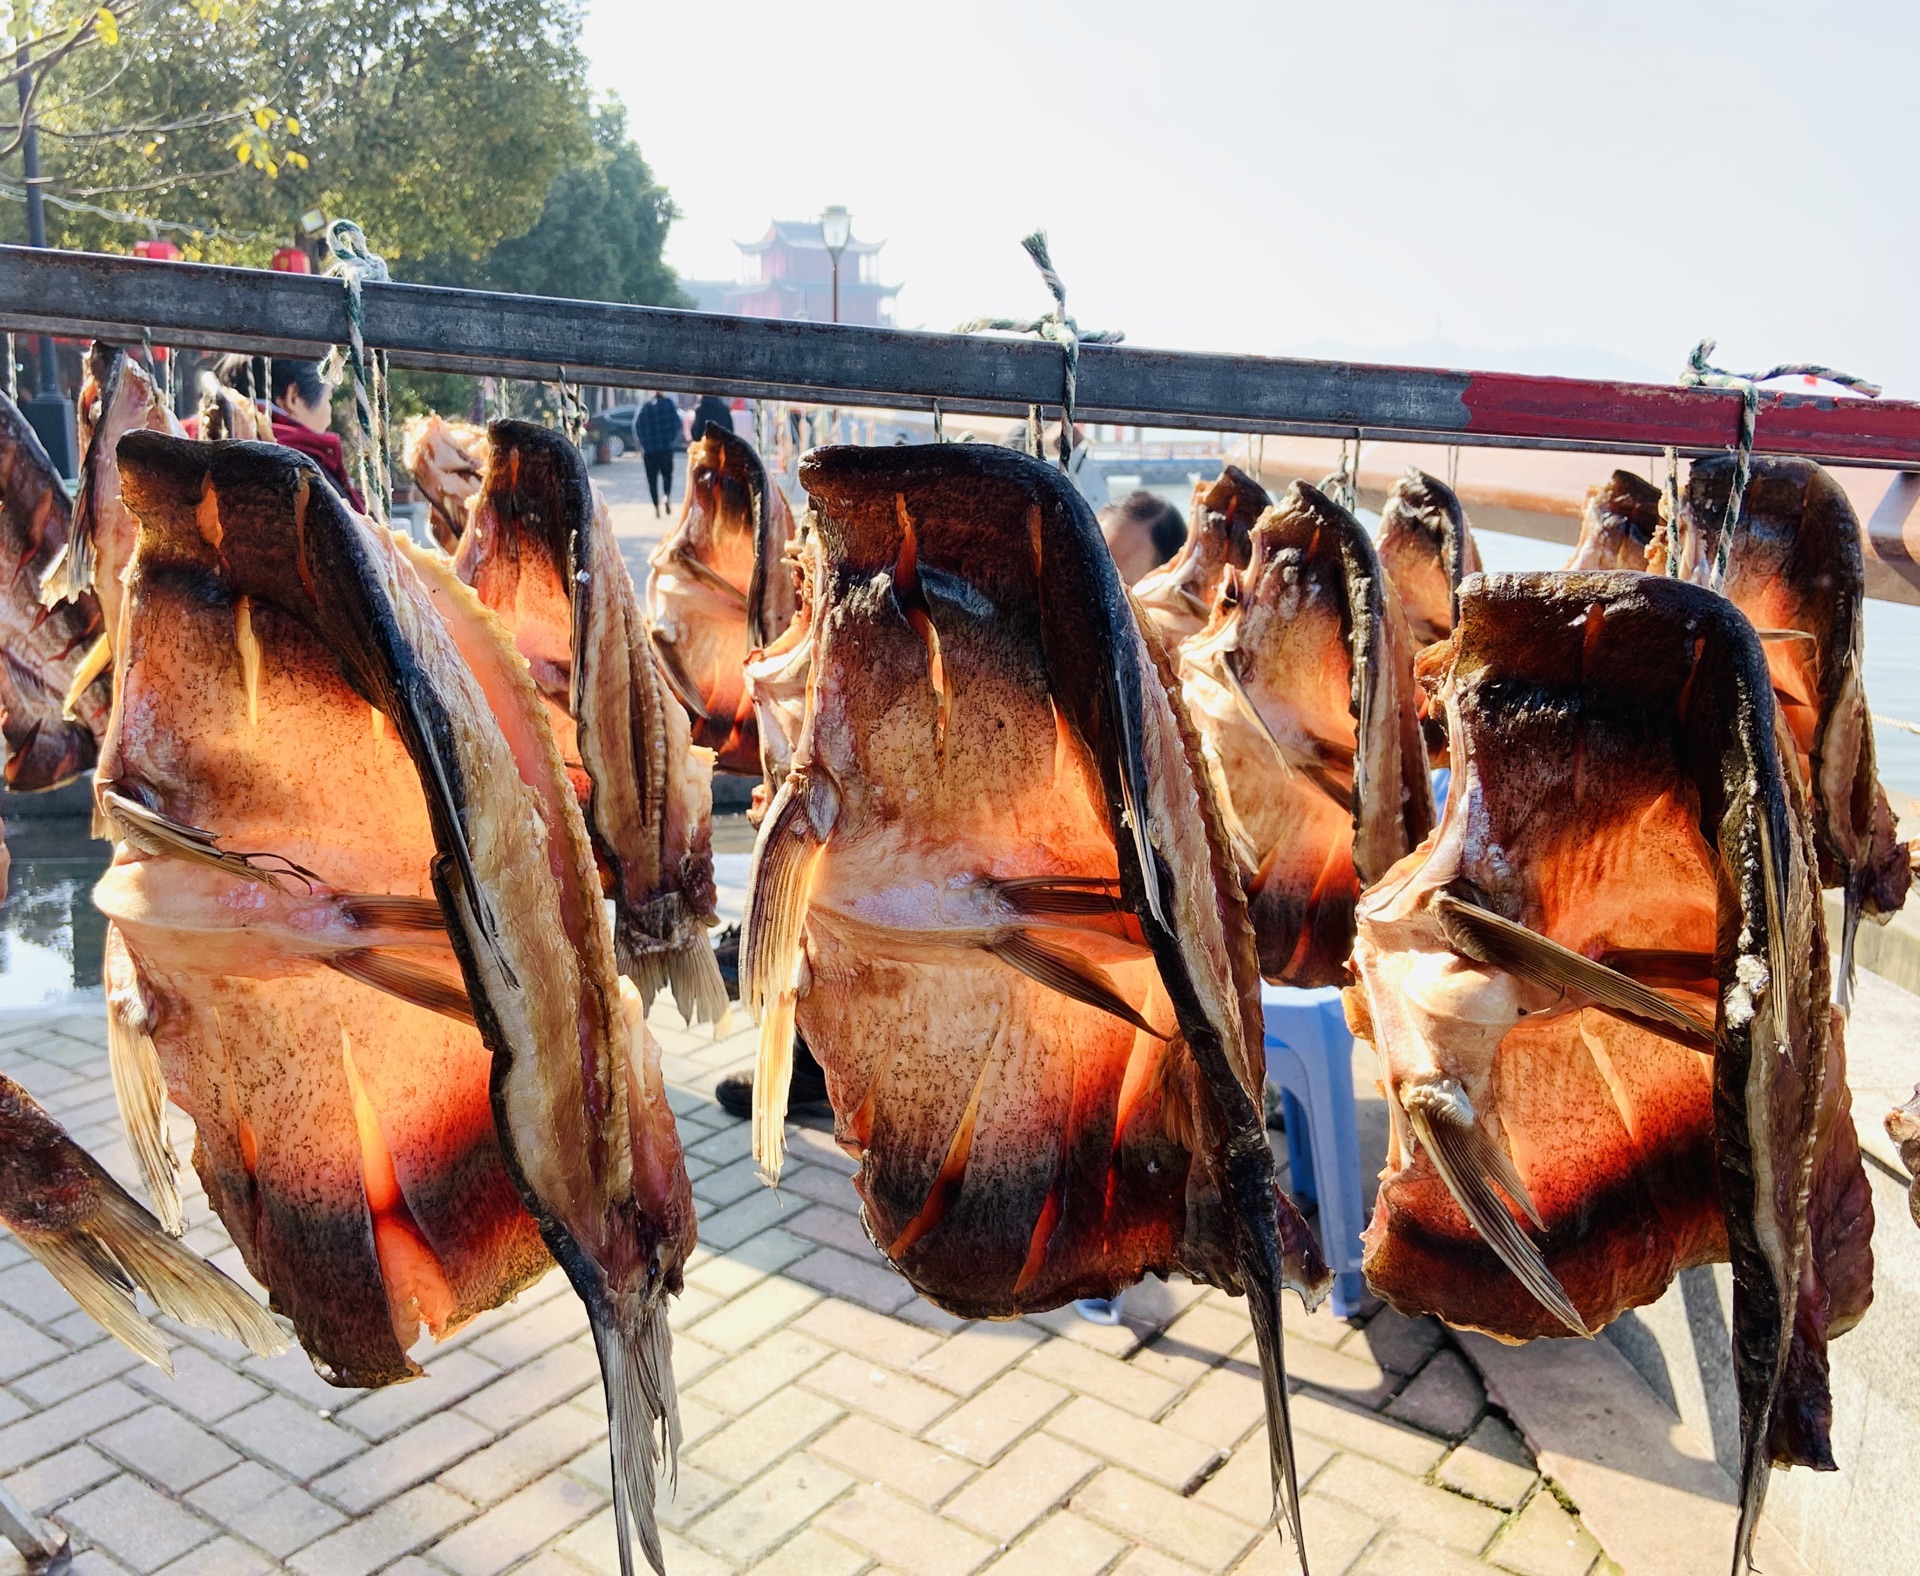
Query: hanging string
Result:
<box><xmin>932</xmin><ymin>399</ymin><xmax>944</xmax><ymax>443</ymax></box>
<box><xmin>4</xmin><ymin>332</ymin><xmax>14</xmax><ymax>405</ymax></box>
<box><xmin>1026</xmin><ymin>404</ymin><xmax>1043</xmax><ymax>459</ymax></box>
<box><xmin>1660</xmin><ymin>446</ymin><xmax>1683</xmax><ymax>576</ymax></box>
<box><xmin>1446</xmin><ymin>443</ymin><xmax>1460</xmax><ymax>493</ymax></box>
<box><xmin>1874</xmin><ymin>714</ymin><xmax>1920</xmax><ymax>738</ymax></box>
<box><xmin>1322</xmin><ymin>436</ymin><xmax>1362</xmax><ymax>514</ymax></box>
<box><xmin>958</xmin><ymin>230</ymin><xmax>1122</xmax><ymax>472</ymax></box>
<box><xmin>553</xmin><ymin>366</ymin><xmax>588</xmax><ymax>447</ymax></box>
<box><xmin>1679</xmin><ymin>339</ymin><xmax>1881</xmax><ymax>593</ymax></box>
<box><xmin>321</xmin><ymin>219</ymin><xmax>394</xmax><ymax>523</ymax></box>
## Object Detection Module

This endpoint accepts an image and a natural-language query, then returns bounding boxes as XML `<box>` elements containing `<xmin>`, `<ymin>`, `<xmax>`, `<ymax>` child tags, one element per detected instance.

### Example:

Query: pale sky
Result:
<box><xmin>584</xmin><ymin>1</ymin><xmax>1918</xmax><ymax>393</ymax></box>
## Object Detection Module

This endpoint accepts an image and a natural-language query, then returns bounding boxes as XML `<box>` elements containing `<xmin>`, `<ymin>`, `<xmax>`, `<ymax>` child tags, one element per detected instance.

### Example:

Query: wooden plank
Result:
<box><xmin>6</xmin><ymin>245</ymin><xmax>1920</xmax><ymax>467</ymax></box>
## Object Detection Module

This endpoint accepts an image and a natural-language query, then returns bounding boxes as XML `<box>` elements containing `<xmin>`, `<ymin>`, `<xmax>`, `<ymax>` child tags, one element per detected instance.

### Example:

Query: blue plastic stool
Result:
<box><xmin>1262</xmin><ymin>982</ymin><xmax>1367</xmax><ymax>1318</ymax></box>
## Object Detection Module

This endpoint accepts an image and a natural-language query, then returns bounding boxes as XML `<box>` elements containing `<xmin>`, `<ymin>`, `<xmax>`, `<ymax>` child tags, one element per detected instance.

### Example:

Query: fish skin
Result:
<box><xmin>742</xmin><ymin>525</ymin><xmax>816</xmax><ymax>825</ymax></box>
<box><xmin>1566</xmin><ymin>469</ymin><xmax>1664</xmax><ymax>573</ymax></box>
<box><xmin>1678</xmin><ymin>457</ymin><xmax>1910</xmax><ymax>967</ymax></box>
<box><xmin>750</xmin><ymin>443</ymin><xmax>1328</xmax><ymax>1572</ymax></box>
<box><xmin>456</xmin><ymin>420</ymin><xmax>724</xmax><ymax>1024</ymax></box>
<box><xmin>1886</xmin><ymin>1088</ymin><xmax>1920</xmax><ymax>1227</ymax></box>
<box><xmin>0</xmin><ymin>1068</ymin><xmax>287</xmax><ymax>1371</ymax></box>
<box><xmin>65</xmin><ymin>344</ymin><xmax>185</xmax><ymax>644</ymax></box>
<box><xmin>0</xmin><ymin>391</ymin><xmax>109</xmax><ymax>789</ymax></box>
<box><xmin>112</xmin><ymin>433</ymin><xmax>693</xmax><ymax>1574</ymax></box>
<box><xmin>1375</xmin><ymin>467</ymin><xmax>1482</xmax><ymax>647</ymax></box>
<box><xmin>1180</xmin><ymin>482</ymin><xmax>1433</xmax><ymax>986</ymax></box>
<box><xmin>1348</xmin><ymin>570</ymin><xmax>1866</xmax><ymax>1574</ymax></box>
<box><xmin>99</xmin><ymin>436</ymin><xmax>551</xmax><ymax>1384</ymax></box>
<box><xmin>1132</xmin><ymin>463</ymin><xmax>1269</xmax><ymax>649</ymax></box>
<box><xmin>403</xmin><ymin>412</ymin><xmax>486</xmax><ymax>551</ymax></box>
<box><xmin>646</xmin><ymin>423</ymin><xmax>797</xmax><ymax>774</ymax></box>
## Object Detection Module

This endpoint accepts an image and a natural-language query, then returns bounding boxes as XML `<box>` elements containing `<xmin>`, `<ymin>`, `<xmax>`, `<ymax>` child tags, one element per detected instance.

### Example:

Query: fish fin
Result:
<box><xmin>1836</xmin><ymin>883</ymin><xmax>1860</xmax><ymax>1016</ymax></box>
<box><xmin>742</xmin><ymin>780</ymin><xmax>823</xmax><ymax>1179</ymax></box>
<box><xmin>35</xmin><ymin>539</ymin><xmax>72</xmax><ymax>608</ymax></box>
<box><xmin>61</xmin><ymin>633</ymin><xmax>113</xmax><ymax>721</ymax></box>
<box><xmin>106</xmin><ymin>953</ymin><xmax>181</xmax><ymax>1236</ymax></box>
<box><xmin>586</xmin><ymin>1289</ymin><xmax>681</xmax><ymax>1576</ymax></box>
<box><xmin>20</xmin><ymin>1224</ymin><xmax>170</xmax><ymax>1371</ymax></box>
<box><xmin>328</xmin><ymin>948</ymin><xmax>476</xmax><ymax>1024</ymax></box>
<box><xmin>1404</xmin><ymin>1086</ymin><xmax>1587</xmax><ymax>1337</ymax></box>
<box><xmin>90</xmin><ymin>1184</ymin><xmax>288</xmax><ymax>1358</ymax></box>
<box><xmin>338</xmin><ymin>893</ymin><xmax>450</xmax><ymax>932</ymax></box>
<box><xmin>1433</xmin><ymin>891</ymin><xmax>1716</xmax><ymax>1052</ymax></box>
<box><xmin>99</xmin><ymin>791</ymin><xmax>322</xmax><ymax>893</ymax></box>
<box><xmin>649</xmin><ymin>634</ymin><xmax>714</xmax><ymax>723</ymax></box>
<box><xmin>619</xmin><ymin>906</ymin><xmax>730</xmax><ymax>1032</ymax></box>
<box><xmin>985</xmin><ymin>930</ymin><xmax>1167</xmax><ymax>1040</ymax></box>
<box><xmin>1755</xmin><ymin>628</ymin><xmax>1816</xmax><ymax>643</ymax></box>
<box><xmin>993</xmin><ymin>874</ymin><xmax>1127</xmax><ymax>919</ymax></box>
<box><xmin>670</xmin><ymin>545</ymin><xmax>751</xmax><ymax>610</ymax></box>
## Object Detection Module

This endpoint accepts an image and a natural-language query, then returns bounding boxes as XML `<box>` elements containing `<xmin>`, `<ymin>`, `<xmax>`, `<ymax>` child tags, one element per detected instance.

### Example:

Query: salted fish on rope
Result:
<box><xmin>102</xmin><ymin>433</ymin><xmax>694</xmax><ymax>1575</ymax></box>
<box><xmin>1348</xmin><ymin>569</ymin><xmax>1871</xmax><ymax>1574</ymax></box>
<box><xmin>1669</xmin><ymin>456</ymin><xmax>1911</xmax><ymax>995</ymax></box>
<box><xmin>403</xmin><ymin>412</ymin><xmax>486</xmax><ymax>551</ymax></box>
<box><xmin>742</xmin><ymin>443</ymin><xmax>1331</xmax><ymax>1572</ymax></box>
<box><xmin>455</xmin><ymin>419</ymin><xmax>725</xmax><ymax>1024</ymax></box>
<box><xmin>1179</xmin><ymin>481</ymin><xmax>1432</xmax><ymax>986</ymax></box>
<box><xmin>0</xmin><ymin>390</ymin><xmax>110</xmax><ymax>788</ymax></box>
<box><xmin>646</xmin><ymin>422</ymin><xmax>797</xmax><ymax>775</ymax></box>
<box><xmin>1131</xmin><ymin>463</ymin><xmax>1269</xmax><ymax>650</ymax></box>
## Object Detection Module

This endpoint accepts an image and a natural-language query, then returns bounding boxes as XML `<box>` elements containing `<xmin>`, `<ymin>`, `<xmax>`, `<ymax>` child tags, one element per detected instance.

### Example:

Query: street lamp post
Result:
<box><xmin>819</xmin><ymin>205</ymin><xmax>851</xmax><ymax>324</ymax></box>
<box><xmin>13</xmin><ymin>41</ymin><xmax>76</xmax><ymax>475</ymax></box>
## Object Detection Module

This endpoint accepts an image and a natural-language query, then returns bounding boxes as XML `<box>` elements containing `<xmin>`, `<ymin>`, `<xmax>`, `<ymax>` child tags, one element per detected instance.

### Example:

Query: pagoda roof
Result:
<box><xmin>738</xmin><ymin>219</ymin><xmax>886</xmax><ymax>255</ymax></box>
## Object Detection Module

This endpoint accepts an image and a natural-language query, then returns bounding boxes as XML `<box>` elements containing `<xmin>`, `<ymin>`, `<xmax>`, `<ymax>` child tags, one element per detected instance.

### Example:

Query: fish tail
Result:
<box><xmin>106</xmin><ymin>971</ymin><xmax>182</xmax><ymax>1234</ymax></box>
<box><xmin>90</xmin><ymin>1186</ymin><xmax>288</xmax><ymax>1358</ymax></box>
<box><xmin>1239</xmin><ymin>1214</ymin><xmax>1312</xmax><ymax>1576</ymax></box>
<box><xmin>622</xmin><ymin>922</ymin><xmax>730</xmax><ymax>1033</ymax></box>
<box><xmin>1224</xmin><ymin>1142</ymin><xmax>1312</xmax><ymax>1575</ymax></box>
<box><xmin>586</xmin><ymin>1288</ymin><xmax>681</xmax><ymax>1576</ymax></box>
<box><xmin>20</xmin><ymin>1178</ymin><xmax>284</xmax><ymax>1372</ymax></box>
<box><xmin>1836</xmin><ymin>883</ymin><xmax>1860</xmax><ymax>1016</ymax></box>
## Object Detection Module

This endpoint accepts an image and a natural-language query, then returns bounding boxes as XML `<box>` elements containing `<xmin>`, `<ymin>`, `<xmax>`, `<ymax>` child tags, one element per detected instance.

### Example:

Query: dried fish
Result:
<box><xmin>456</xmin><ymin>420</ymin><xmax>724</xmax><ymax>1023</ymax></box>
<box><xmin>108</xmin><ymin>433</ymin><xmax>694</xmax><ymax>1574</ymax></box>
<box><xmin>745</xmin><ymin>443</ymin><xmax>1331</xmax><ymax>1571</ymax></box>
<box><xmin>1180</xmin><ymin>482</ymin><xmax>1432</xmax><ymax>984</ymax></box>
<box><xmin>1349</xmin><ymin>571</ymin><xmax>1870</xmax><ymax>1573</ymax></box>
<box><xmin>1132</xmin><ymin>464</ymin><xmax>1268</xmax><ymax>649</ymax></box>
<box><xmin>646</xmin><ymin>423</ymin><xmax>797</xmax><ymax>774</ymax></box>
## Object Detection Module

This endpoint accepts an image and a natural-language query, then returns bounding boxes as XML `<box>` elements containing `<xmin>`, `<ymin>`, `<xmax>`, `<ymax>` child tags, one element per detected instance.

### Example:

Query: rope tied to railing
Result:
<box><xmin>4</xmin><ymin>331</ymin><xmax>15</xmax><ymax>405</ymax></box>
<box><xmin>321</xmin><ymin>219</ymin><xmax>394</xmax><ymax>524</ymax></box>
<box><xmin>1679</xmin><ymin>339</ymin><xmax>1882</xmax><ymax>592</ymax></box>
<box><xmin>552</xmin><ymin>366</ymin><xmax>588</xmax><ymax>448</ymax></box>
<box><xmin>1321</xmin><ymin>436</ymin><xmax>1362</xmax><ymax>516</ymax></box>
<box><xmin>1659</xmin><ymin>445</ymin><xmax>1683</xmax><ymax>576</ymax></box>
<box><xmin>958</xmin><ymin>230</ymin><xmax>1121</xmax><ymax>472</ymax></box>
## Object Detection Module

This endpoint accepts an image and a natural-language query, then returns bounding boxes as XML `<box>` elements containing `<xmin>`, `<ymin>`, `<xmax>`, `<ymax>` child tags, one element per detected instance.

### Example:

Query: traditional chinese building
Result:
<box><xmin>682</xmin><ymin>220</ymin><xmax>900</xmax><ymax>326</ymax></box>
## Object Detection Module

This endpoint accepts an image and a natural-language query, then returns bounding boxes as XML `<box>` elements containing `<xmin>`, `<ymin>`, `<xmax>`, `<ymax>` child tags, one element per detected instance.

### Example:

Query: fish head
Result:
<box><xmin>1376</xmin><ymin>467</ymin><xmax>1476</xmax><ymax>645</ymax></box>
<box><xmin>1568</xmin><ymin>470</ymin><xmax>1663</xmax><ymax>573</ymax></box>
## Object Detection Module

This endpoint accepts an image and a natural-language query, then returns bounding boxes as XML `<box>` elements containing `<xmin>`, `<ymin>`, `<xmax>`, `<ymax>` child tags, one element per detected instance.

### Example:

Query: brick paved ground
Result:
<box><xmin>0</xmin><ymin>996</ymin><xmax>1623</xmax><ymax>1576</ymax></box>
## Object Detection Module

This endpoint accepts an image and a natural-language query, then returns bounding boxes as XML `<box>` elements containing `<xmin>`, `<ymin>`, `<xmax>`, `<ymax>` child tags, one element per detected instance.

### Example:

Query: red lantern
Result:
<box><xmin>270</xmin><ymin>247</ymin><xmax>313</xmax><ymax>274</ymax></box>
<box><xmin>132</xmin><ymin>239</ymin><xmax>182</xmax><ymax>261</ymax></box>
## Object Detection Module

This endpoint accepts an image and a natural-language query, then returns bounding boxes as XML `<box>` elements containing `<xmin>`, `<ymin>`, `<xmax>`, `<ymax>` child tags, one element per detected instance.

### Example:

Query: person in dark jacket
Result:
<box><xmin>691</xmin><ymin>393</ymin><xmax>735</xmax><ymax>441</ymax></box>
<box><xmin>634</xmin><ymin>391</ymin><xmax>683</xmax><ymax>516</ymax></box>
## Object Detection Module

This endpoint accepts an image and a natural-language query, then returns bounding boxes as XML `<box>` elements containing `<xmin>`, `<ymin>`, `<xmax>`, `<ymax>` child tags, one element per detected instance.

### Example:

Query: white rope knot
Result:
<box><xmin>957</xmin><ymin>230</ymin><xmax>1121</xmax><ymax>471</ymax></box>
<box><xmin>323</xmin><ymin>219</ymin><xmax>395</xmax><ymax>525</ymax></box>
<box><xmin>1679</xmin><ymin>338</ymin><xmax>1881</xmax><ymax>592</ymax></box>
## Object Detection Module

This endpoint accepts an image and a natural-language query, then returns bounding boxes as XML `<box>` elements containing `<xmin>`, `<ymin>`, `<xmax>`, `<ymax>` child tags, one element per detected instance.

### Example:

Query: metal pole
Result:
<box><xmin>13</xmin><ymin>46</ymin><xmax>76</xmax><ymax>474</ymax></box>
<box><xmin>830</xmin><ymin>251</ymin><xmax>841</xmax><ymax>324</ymax></box>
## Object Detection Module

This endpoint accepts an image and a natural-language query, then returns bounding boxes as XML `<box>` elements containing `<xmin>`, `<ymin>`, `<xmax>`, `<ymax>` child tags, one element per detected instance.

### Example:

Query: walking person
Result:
<box><xmin>635</xmin><ymin>391</ymin><xmax>683</xmax><ymax>516</ymax></box>
<box><xmin>691</xmin><ymin>391</ymin><xmax>735</xmax><ymax>440</ymax></box>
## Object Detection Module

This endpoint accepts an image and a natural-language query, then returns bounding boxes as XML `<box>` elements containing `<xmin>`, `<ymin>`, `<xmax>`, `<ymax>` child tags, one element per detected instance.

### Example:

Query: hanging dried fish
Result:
<box><xmin>646</xmin><ymin>423</ymin><xmax>797</xmax><ymax>774</ymax></box>
<box><xmin>1180</xmin><ymin>482</ymin><xmax>1432</xmax><ymax>985</ymax></box>
<box><xmin>0</xmin><ymin>391</ymin><xmax>110</xmax><ymax>788</ymax></box>
<box><xmin>1348</xmin><ymin>570</ymin><xmax>1871</xmax><ymax>1574</ymax></box>
<box><xmin>1565</xmin><ymin>469</ymin><xmax>1664</xmax><ymax>572</ymax></box>
<box><xmin>403</xmin><ymin>412</ymin><xmax>486</xmax><ymax>550</ymax></box>
<box><xmin>1675</xmin><ymin>456</ymin><xmax>1910</xmax><ymax>993</ymax></box>
<box><xmin>456</xmin><ymin>420</ymin><xmax>725</xmax><ymax>1023</ymax></box>
<box><xmin>1375</xmin><ymin>467</ymin><xmax>1482</xmax><ymax>646</ymax></box>
<box><xmin>743</xmin><ymin>444</ymin><xmax>1331</xmax><ymax>1572</ymax></box>
<box><xmin>107</xmin><ymin>433</ymin><xmax>694</xmax><ymax>1576</ymax></box>
<box><xmin>1131</xmin><ymin>464</ymin><xmax>1269</xmax><ymax>649</ymax></box>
